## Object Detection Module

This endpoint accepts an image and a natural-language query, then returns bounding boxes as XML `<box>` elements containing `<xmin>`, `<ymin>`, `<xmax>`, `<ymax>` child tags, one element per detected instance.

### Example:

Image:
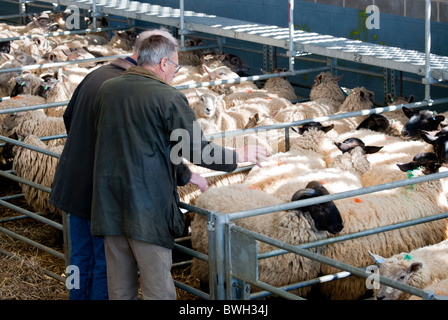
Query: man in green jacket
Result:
<box><xmin>91</xmin><ymin>35</ymin><xmax>268</xmax><ymax>299</ymax></box>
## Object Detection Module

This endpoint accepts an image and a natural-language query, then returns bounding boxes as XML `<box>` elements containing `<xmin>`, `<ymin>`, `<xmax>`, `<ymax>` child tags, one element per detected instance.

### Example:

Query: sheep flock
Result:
<box><xmin>1</xmin><ymin>11</ymin><xmax>448</xmax><ymax>301</ymax></box>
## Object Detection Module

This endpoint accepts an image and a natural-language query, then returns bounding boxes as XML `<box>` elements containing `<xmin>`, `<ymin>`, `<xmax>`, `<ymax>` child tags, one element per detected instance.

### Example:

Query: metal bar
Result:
<box><xmin>205</xmin><ymin>97</ymin><xmax>448</xmax><ymax>141</ymax></box>
<box><xmin>259</xmin><ymin>211</ymin><xmax>448</xmax><ymax>260</ymax></box>
<box><xmin>232</xmin><ymin>275</ymin><xmax>306</xmax><ymax>300</ymax></box>
<box><xmin>0</xmin><ymin>225</ymin><xmax>65</xmax><ymax>260</ymax></box>
<box><xmin>231</xmin><ymin>225</ymin><xmax>433</xmax><ymax>299</ymax></box>
<box><xmin>226</xmin><ymin>170</ymin><xmax>448</xmax><ymax>221</ymax></box>
<box><xmin>424</xmin><ymin>0</ymin><xmax>432</xmax><ymax>100</ymax></box>
<box><xmin>0</xmin><ymin>198</ymin><xmax>62</xmax><ymax>230</ymax></box>
<box><xmin>173</xmin><ymin>66</ymin><xmax>329</xmax><ymax>91</ymax></box>
<box><xmin>288</xmin><ymin>0</ymin><xmax>295</xmax><ymax>71</ymax></box>
<box><xmin>0</xmin><ymin>26</ymin><xmax>130</xmax><ymax>42</ymax></box>
<box><xmin>0</xmin><ymin>53</ymin><xmax>131</xmax><ymax>74</ymax></box>
<box><xmin>0</xmin><ymin>134</ymin><xmax>61</xmax><ymax>159</ymax></box>
<box><xmin>173</xmin><ymin>279</ymin><xmax>210</xmax><ymax>300</ymax></box>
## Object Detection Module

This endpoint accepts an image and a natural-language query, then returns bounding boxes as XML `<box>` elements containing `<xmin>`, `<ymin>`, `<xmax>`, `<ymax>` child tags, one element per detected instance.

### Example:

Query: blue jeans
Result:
<box><xmin>68</xmin><ymin>214</ymin><xmax>108</xmax><ymax>300</ymax></box>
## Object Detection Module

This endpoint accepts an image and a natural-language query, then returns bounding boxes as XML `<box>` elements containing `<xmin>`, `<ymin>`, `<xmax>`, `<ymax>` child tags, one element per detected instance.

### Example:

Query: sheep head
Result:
<box><xmin>193</xmin><ymin>90</ymin><xmax>225</xmax><ymax>119</ymax></box>
<box><xmin>334</xmin><ymin>137</ymin><xmax>383</xmax><ymax>155</ymax></box>
<box><xmin>290</xmin><ymin>181</ymin><xmax>344</xmax><ymax>235</ymax></box>
<box><xmin>295</xmin><ymin>121</ymin><xmax>334</xmax><ymax>135</ymax></box>
<box><xmin>419</xmin><ymin>129</ymin><xmax>448</xmax><ymax>163</ymax></box>
<box><xmin>401</xmin><ymin>107</ymin><xmax>445</xmax><ymax>140</ymax></box>
<box><xmin>397</xmin><ymin>152</ymin><xmax>442</xmax><ymax>174</ymax></box>
<box><xmin>10</xmin><ymin>76</ymin><xmax>31</xmax><ymax>97</ymax></box>
<box><xmin>356</xmin><ymin>114</ymin><xmax>391</xmax><ymax>133</ymax></box>
<box><xmin>369</xmin><ymin>252</ymin><xmax>424</xmax><ymax>300</ymax></box>
<box><xmin>202</xmin><ymin>65</ymin><xmax>239</xmax><ymax>81</ymax></box>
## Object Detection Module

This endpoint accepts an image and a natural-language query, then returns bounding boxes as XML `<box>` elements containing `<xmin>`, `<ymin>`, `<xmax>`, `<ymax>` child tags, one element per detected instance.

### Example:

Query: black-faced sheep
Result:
<box><xmin>317</xmin><ymin>177</ymin><xmax>448</xmax><ymax>300</ymax></box>
<box><xmin>370</xmin><ymin>239</ymin><xmax>448</xmax><ymax>300</ymax></box>
<box><xmin>401</xmin><ymin>107</ymin><xmax>445</xmax><ymax>140</ymax></box>
<box><xmin>190</xmin><ymin>181</ymin><xmax>344</xmax><ymax>297</ymax></box>
<box><xmin>419</xmin><ymin>129</ymin><xmax>448</xmax><ymax>163</ymax></box>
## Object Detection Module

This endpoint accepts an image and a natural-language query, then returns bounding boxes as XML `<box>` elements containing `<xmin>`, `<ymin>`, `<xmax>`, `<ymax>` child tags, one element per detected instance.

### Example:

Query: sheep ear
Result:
<box><xmin>368</xmin><ymin>251</ymin><xmax>385</xmax><ymax>264</ymax></box>
<box><xmin>408</xmin><ymin>95</ymin><xmax>415</xmax><ymax>103</ymax></box>
<box><xmin>397</xmin><ymin>162</ymin><xmax>415</xmax><ymax>172</ymax></box>
<box><xmin>322</xmin><ymin>124</ymin><xmax>334</xmax><ymax>133</ymax></box>
<box><xmin>194</xmin><ymin>89</ymin><xmax>201</xmax><ymax>97</ymax></box>
<box><xmin>434</xmin><ymin>115</ymin><xmax>445</xmax><ymax>123</ymax></box>
<box><xmin>364</xmin><ymin>145</ymin><xmax>383</xmax><ymax>154</ymax></box>
<box><xmin>408</xmin><ymin>262</ymin><xmax>423</xmax><ymax>274</ymax></box>
<box><xmin>334</xmin><ymin>74</ymin><xmax>343</xmax><ymax>82</ymax></box>
<box><xmin>403</xmin><ymin>107</ymin><xmax>414</xmax><ymax>119</ymax></box>
<box><xmin>202</xmin><ymin>64</ymin><xmax>212</xmax><ymax>75</ymax></box>
<box><xmin>419</xmin><ymin>130</ymin><xmax>437</xmax><ymax>144</ymax></box>
<box><xmin>291</xmin><ymin>188</ymin><xmax>318</xmax><ymax>202</ymax></box>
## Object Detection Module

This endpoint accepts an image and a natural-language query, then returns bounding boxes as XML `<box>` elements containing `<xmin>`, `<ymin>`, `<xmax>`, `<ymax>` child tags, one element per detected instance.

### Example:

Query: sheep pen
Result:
<box><xmin>0</xmin><ymin>7</ymin><xmax>448</xmax><ymax>302</ymax></box>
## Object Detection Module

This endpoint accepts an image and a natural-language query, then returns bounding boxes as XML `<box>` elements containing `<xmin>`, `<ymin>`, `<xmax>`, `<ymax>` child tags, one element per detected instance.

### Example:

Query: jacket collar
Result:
<box><xmin>110</xmin><ymin>58</ymin><xmax>137</xmax><ymax>71</ymax></box>
<box><xmin>124</xmin><ymin>65</ymin><xmax>168</xmax><ymax>85</ymax></box>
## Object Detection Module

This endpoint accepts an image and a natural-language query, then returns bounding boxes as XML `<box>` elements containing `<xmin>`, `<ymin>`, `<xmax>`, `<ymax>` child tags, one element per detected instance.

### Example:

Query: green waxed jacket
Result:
<box><xmin>91</xmin><ymin>66</ymin><xmax>238</xmax><ymax>249</ymax></box>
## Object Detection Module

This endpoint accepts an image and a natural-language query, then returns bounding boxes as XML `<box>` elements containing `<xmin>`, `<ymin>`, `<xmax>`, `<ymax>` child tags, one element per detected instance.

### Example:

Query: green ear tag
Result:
<box><xmin>44</xmin><ymin>85</ymin><xmax>48</xmax><ymax>90</ymax></box>
<box><xmin>404</xmin><ymin>254</ymin><xmax>412</xmax><ymax>261</ymax></box>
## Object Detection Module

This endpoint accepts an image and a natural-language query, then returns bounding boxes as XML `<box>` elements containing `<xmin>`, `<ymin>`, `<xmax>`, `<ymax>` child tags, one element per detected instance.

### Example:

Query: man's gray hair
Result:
<box><xmin>133</xmin><ymin>28</ymin><xmax>178</xmax><ymax>52</ymax></box>
<box><xmin>137</xmin><ymin>35</ymin><xmax>178</xmax><ymax>67</ymax></box>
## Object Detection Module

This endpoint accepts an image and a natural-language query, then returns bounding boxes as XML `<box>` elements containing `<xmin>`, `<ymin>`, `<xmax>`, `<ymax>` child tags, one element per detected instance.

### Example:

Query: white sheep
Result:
<box><xmin>190</xmin><ymin>181</ymin><xmax>344</xmax><ymax>298</ymax></box>
<box><xmin>191</xmin><ymin>90</ymin><xmax>251</xmax><ymax>131</ymax></box>
<box><xmin>273</xmin><ymin>98</ymin><xmax>340</xmax><ymax>124</ymax></box>
<box><xmin>408</xmin><ymin>278</ymin><xmax>448</xmax><ymax>300</ymax></box>
<box><xmin>201</xmin><ymin>64</ymin><xmax>258</xmax><ymax>95</ymax></box>
<box><xmin>309</xmin><ymin>72</ymin><xmax>345</xmax><ymax>104</ymax></box>
<box><xmin>10</xmin><ymin>133</ymin><xmax>64</xmax><ymax>215</ymax></box>
<box><xmin>262</xmin><ymin>69</ymin><xmax>298</xmax><ymax>101</ymax></box>
<box><xmin>3</xmin><ymin>111</ymin><xmax>66</xmax><ymax>147</ymax></box>
<box><xmin>0</xmin><ymin>94</ymin><xmax>46</xmax><ymax>134</ymax></box>
<box><xmin>337</xmin><ymin>87</ymin><xmax>374</xmax><ymax>113</ymax></box>
<box><xmin>317</xmin><ymin>176</ymin><xmax>448</xmax><ymax>300</ymax></box>
<box><xmin>370</xmin><ymin>239</ymin><xmax>448</xmax><ymax>300</ymax></box>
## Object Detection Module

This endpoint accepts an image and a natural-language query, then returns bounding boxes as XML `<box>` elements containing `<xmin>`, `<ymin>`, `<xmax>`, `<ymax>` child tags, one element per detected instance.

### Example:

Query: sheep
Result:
<box><xmin>0</xmin><ymin>51</ymin><xmax>36</xmax><ymax>91</ymax></box>
<box><xmin>190</xmin><ymin>181</ymin><xmax>344</xmax><ymax>297</ymax></box>
<box><xmin>243</xmin><ymin>128</ymin><xmax>338</xmax><ymax>193</ymax></box>
<box><xmin>316</xmin><ymin>175</ymin><xmax>448</xmax><ymax>300</ymax></box>
<box><xmin>2</xmin><ymin>110</ymin><xmax>66</xmax><ymax>147</ymax></box>
<box><xmin>273</xmin><ymin>98</ymin><xmax>339</xmax><ymax>125</ymax></box>
<box><xmin>9</xmin><ymin>133</ymin><xmax>64</xmax><ymax>215</ymax></box>
<box><xmin>369</xmin><ymin>239</ymin><xmax>448</xmax><ymax>300</ymax></box>
<box><xmin>262</xmin><ymin>68</ymin><xmax>298</xmax><ymax>101</ymax></box>
<box><xmin>201</xmin><ymin>64</ymin><xmax>258</xmax><ymax>95</ymax></box>
<box><xmin>178</xmin><ymin>37</ymin><xmax>206</xmax><ymax>67</ymax></box>
<box><xmin>401</xmin><ymin>107</ymin><xmax>446</xmax><ymax>140</ymax></box>
<box><xmin>337</xmin><ymin>86</ymin><xmax>374</xmax><ymax>113</ymax></box>
<box><xmin>397</xmin><ymin>152</ymin><xmax>442</xmax><ymax>175</ymax></box>
<box><xmin>191</xmin><ymin>90</ymin><xmax>247</xmax><ymax>131</ymax></box>
<box><xmin>105</xmin><ymin>28</ymin><xmax>136</xmax><ymax>52</ymax></box>
<box><xmin>200</xmin><ymin>49</ymin><xmax>249</xmax><ymax>75</ymax></box>
<box><xmin>9</xmin><ymin>72</ymin><xmax>43</xmax><ymax>97</ymax></box>
<box><xmin>223</xmin><ymin>89</ymin><xmax>293</xmax><ymax>114</ymax></box>
<box><xmin>419</xmin><ymin>129</ymin><xmax>448</xmax><ymax>163</ymax></box>
<box><xmin>408</xmin><ymin>278</ymin><xmax>448</xmax><ymax>300</ymax></box>
<box><xmin>309</xmin><ymin>72</ymin><xmax>345</xmax><ymax>104</ymax></box>
<box><xmin>0</xmin><ymin>94</ymin><xmax>46</xmax><ymax>134</ymax></box>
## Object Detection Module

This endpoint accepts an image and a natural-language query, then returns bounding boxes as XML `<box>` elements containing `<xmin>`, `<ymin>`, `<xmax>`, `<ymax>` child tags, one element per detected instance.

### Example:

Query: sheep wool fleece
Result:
<box><xmin>91</xmin><ymin>66</ymin><xmax>238</xmax><ymax>249</ymax></box>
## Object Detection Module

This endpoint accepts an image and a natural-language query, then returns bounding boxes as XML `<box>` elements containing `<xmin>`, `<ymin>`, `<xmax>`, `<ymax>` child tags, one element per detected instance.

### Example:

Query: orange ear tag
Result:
<box><xmin>354</xmin><ymin>198</ymin><xmax>362</xmax><ymax>203</ymax></box>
